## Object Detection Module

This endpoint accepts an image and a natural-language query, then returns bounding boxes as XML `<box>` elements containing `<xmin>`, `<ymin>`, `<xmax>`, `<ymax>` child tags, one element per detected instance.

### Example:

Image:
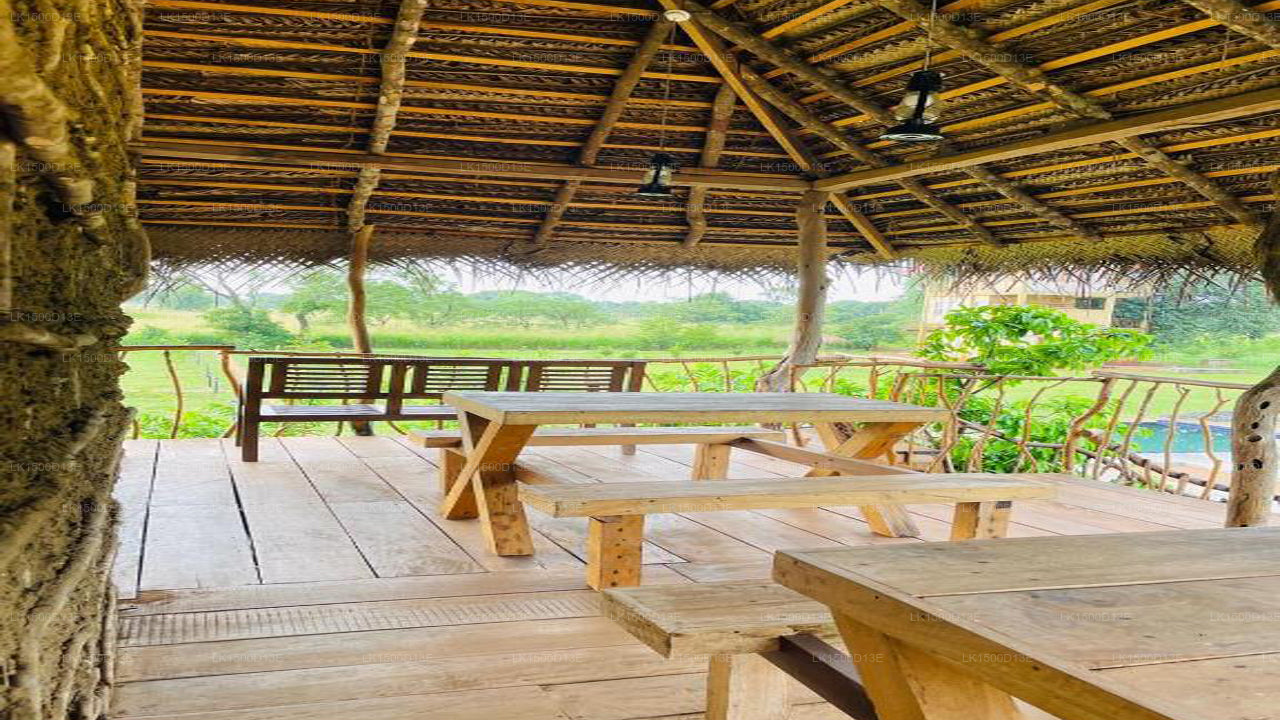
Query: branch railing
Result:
<box><xmin>114</xmin><ymin>345</ymin><xmax>1265</xmax><ymax>504</ymax></box>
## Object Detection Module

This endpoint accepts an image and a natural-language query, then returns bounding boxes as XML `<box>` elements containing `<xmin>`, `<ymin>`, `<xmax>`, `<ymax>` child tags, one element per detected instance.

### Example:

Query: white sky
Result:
<box><xmin>445</xmin><ymin>266</ymin><xmax>910</xmax><ymax>302</ymax></box>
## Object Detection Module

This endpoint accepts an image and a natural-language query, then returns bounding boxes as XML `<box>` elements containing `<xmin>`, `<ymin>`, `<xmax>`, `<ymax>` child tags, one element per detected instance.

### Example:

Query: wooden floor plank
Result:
<box><xmin>366</xmin><ymin>454</ymin><xmax>586</xmax><ymax>571</ymax></box>
<box><xmin>222</xmin><ymin>442</ymin><xmax>374</xmax><ymax>583</ymax></box>
<box><xmin>139</xmin><ymin>504</ymin><xmax>258</xmax><ymax>591</ymax></box>
<box><xmin>339</xmin><ymin>435</ymin><xmax>420</xmax><ymax>459</ymax></box>
<box><xmin>113</xmin><ymin>643</ymin><xmax>703</xmax><ymax>716</ymax></box>
<box><xmin>280</xmin><ymin>436</ymin><xmax>402</xmax><ymax>502</ymax></box>
<box><xmin>124</xmin><ymin>567</ymin><xmax>620</xmax><ymax>615</ymax></box>
<box><xmin>120</xmin><ymin>590</ymin><xmax>602</xmax><ymax>646</ymax></box>
<box><xmin>328</xmin><ymin>500</ymin><xmax>484</xmax><ymax>577</ymax></box>
<box><xmin>117</xmin><ymin>616</ymin><xmax>637</xmax><ymax>681</ymax></box>
<box><xmin>151</xmin><ymin>439</ymin><xmax>237</xmax><ymax>506</ymax></box>
<box><xmin>112</xmin><ymin>684</ymin><xmax>570</xmax><ymax>720</ymax></box>
<box><xmin>114</xmin><ymin>440</ymin><xmax>158</xmax><ymax>600</ymax></box>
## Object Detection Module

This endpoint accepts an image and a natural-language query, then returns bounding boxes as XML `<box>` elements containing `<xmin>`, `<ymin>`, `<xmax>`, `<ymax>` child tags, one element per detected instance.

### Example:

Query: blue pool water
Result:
<box><xmin>1124</xmin><ymin>421</ymin><xmax>1233</xmax><ymax>453</ymax></box>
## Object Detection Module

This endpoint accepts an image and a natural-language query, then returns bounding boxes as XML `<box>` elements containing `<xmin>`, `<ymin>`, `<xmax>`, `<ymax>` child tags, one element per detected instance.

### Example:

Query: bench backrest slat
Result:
<box><xmin>245</xmin><ymin>356</ymin><xmax>513</xmax><ymax>403</ymax></box>
<box><xmin>519</xmin><ymin>360</ymin><xmax>646</xmax><ymax>393</ymax></box>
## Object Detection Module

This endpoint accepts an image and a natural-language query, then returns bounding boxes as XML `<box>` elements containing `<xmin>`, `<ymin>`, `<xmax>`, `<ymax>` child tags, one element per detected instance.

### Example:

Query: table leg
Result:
<box><xmin>813</xmin><ymin>422</ymin><xmax>923</xmax><ymax>538</ymax></box>
<box><xmin>692</xmin><ymin>443</ymin><xmax>732</xmax><ymax>480</ymax></box>
<box><xmin>950</xmin><ymin>500</ymin><xmax>1013</xmax><ymax>540</ymax></box>
<box><xmin>834</xmin><ymin>613</ymin><xmax>1023</xmax><ymax>720</ymax></box>
<box><xmin>439</xmin><ymin>412</ymin><xmax>538</xmax><ymax>556</ymax></box>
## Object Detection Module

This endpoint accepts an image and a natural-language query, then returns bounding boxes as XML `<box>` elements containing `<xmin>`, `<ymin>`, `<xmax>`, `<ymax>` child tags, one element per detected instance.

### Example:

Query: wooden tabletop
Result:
<box><xmin>774</xmin><ymin>527</ymin><xmax>1280</xmax><ymax>720</ymax></box>
<box><xmin>441</xmin><ymin>391</ymin><xmax>952</xmax><ymax>425</ymax></box>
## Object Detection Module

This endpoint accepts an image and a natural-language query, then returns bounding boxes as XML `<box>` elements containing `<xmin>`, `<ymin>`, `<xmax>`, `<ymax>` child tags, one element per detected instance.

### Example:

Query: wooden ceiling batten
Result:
<box><xmin>1179</xmin><ymin>0</ymin><xmax>1280</xmax><ymax>47</ymax></box>
<box><xmin>535</xmin><ymin>19</ymin><xmax>673</xmax><ymax>245</ymax></box>
<box><xmin>815</xmin><ymin>86</ymin><xmax>1280</xmax><ymax>192</ymax></box>
<box><xmin>861</xmin><ymin>0</ymin><xmax>1260</xmax><ymax>226</ymax></box>
<box><xmin>686</xmin><ymin>1</ymin><xmax>1102</xmax><ymax>246</ymax></box>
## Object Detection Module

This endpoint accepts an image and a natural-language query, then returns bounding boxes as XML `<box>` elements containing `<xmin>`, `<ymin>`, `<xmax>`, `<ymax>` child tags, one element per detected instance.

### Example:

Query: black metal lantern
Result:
<box><xmin>880</xmin><ymin>69</ymin><xmax>945</xmax><ymax>143</ymax></box>
<box><xmin>637</xmin><ymin>153</ymin><xmax>676</xmax><ymax>197</ymax></box>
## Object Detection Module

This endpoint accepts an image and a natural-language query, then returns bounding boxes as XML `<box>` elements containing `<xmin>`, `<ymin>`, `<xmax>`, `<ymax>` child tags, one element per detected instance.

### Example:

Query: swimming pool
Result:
<box><xmin>1124</xmin><ymin>421</ymin><xmax>1234</xmax><ymax>453</ymax></box>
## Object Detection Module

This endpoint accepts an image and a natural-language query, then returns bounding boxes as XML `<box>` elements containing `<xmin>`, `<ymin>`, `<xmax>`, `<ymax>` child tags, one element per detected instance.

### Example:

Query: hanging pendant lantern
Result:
<box><xmin>880</xmin><ymin>69</ymin><xmax>945</xmax><ymax>143</ymax></box>
<box><xmin>637</xmin><ymin>153</ymin><xmax>676</xmax><ymax>197</ymax></box>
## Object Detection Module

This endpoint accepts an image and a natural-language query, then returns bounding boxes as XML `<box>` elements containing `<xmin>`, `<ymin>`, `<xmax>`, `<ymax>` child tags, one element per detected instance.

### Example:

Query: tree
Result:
<box><xmin>204</xmin><ymin>307</ymin><xmax>295</xmax><ymax>349</ymax></box>
<box><xmin>1145</xmin><ymin>279</ymin><xmax>1280</xmax><ymax>344</ymax></box>
<box><xmin>919</xmin><ymin>304</ymin><xmax>1153</xmax><ymax>376</ymax></box>
<box><xmin>280</xmin><ymin>271</ymin><xmax>345</xmax><ymax>332</ymax></box>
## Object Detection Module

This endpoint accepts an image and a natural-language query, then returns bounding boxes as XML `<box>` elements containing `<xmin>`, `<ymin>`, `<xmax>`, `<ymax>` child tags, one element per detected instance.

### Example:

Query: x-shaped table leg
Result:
<box><xmin>439</xmin><ymin>411</ymin><xmax>538</xmax><ymax>556</ymax></box>
<box><xmin>811</xmin><ymin>421</ymin><xmax>924</xmax><ymax>538</ymax></box>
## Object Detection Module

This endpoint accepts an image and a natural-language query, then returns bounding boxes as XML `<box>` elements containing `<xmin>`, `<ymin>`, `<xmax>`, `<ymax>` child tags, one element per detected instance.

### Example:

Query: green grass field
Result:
<box><xmin>119</xmin><ymin>307</ymin><xmax>1274</xmax><ymax>438</ymax></box>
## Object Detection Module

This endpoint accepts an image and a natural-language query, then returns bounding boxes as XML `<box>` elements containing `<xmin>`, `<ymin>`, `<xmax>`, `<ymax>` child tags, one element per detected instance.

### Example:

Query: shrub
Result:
<box><xmin>203</xmin><ymin>308</ymin><xmax>295</xmax><ymax>349</ymax></box>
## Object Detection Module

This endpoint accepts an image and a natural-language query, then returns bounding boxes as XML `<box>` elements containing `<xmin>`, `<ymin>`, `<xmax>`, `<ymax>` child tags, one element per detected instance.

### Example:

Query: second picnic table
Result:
<box><xmin>437</xmin><ymin>391</ymin><xmax>951</xmax><ymax>556</ymax></box>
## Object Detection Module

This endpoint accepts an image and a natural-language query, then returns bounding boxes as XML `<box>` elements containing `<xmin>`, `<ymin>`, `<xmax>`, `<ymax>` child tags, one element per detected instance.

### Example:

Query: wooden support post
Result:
<box><xmin>1235</xmin><ymin>172</ymin><xmax>1280</xmax><ymax>526</ymax></box>
<box><xmin>692</xmin><ymin>443</ymin><xmax>732</xmax><ymax>479</ymax></box>
<box><xmin>586</xmin><ymin>515</ymin><xmax>644</xmax><ymax>589</ymax></box>
<box><xmin>347</xmin><ymin>224</ymin><xmax>375</xmax><ymax>434</ymax></box>
<box><xmin>1228</xmin><ymin>364</ymin><xmax>1280</xmax><ymax>526</ymax></box>
<box><xmin>707</xmin><ymin>653</ymin><xmax>791</xmax><ymax>720</ymax></box>
<box><xmin>950</xmin><ymin>500</ymin><xmax>1014</xmax><ymax>540</ymax></box>
<box><xmin>347</xmin><ymin>224</ymin><xmax>374</xmax><ymax>355</ymax></box>
<box><xmin>759</xmin><ymin>190</ymin><xmax>831</xmax><ymax>391</ymax></box>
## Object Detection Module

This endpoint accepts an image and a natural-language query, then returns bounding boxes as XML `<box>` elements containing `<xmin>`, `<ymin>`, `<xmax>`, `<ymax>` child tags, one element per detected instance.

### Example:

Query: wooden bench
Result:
<box><xmin>520</xmin><ymin>473</ymin><xmax>1058</xmax><ymax>589</ymax></box>
<box><xmin>412</xmin><ymin>425</ymin><xmax>786</xmax><ymax>489</ymax></box>
<box><xmin>236</xmin><ymin>356</ymin><xmax>516</xmax><ymax>461</ymax></box>
<box><xmin>236</xmin><ymin>357</ymin><xmax>648</xmax><ymax>462</ymax></box>
<box><xmin>601</xmin><ymin>580</ymin><xmax>866</xmax><ymax>720</ymax></box>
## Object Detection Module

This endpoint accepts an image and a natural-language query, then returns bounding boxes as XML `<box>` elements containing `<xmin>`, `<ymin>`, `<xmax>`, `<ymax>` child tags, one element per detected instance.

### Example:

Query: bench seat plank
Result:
<box><xmin>409</xmin><ymin>425</ymin><xmax>785</xmax><ymax>448</ymax></box>
<box><xmin>603</xmin><ymin>581</ymin><xmax>834</xmax><ymax>658</ymax></box>
<box><xmin>521</xmin><ymin>473</ymin><xmax>1060</xmax><ymax>518</ymax></box>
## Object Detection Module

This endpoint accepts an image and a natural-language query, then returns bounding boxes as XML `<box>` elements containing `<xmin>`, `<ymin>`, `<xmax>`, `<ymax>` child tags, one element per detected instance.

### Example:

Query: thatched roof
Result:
<box><xmin>136</xmin><ymin>0</ymin><xmax>1280</xmax><ymax>279</ymax></box>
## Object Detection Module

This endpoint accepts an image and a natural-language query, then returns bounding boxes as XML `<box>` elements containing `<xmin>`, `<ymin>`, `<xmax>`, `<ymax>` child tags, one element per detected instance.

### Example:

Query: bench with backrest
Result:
<box><xmin>601</xmin><ymin>580</ymin><xmax>865</xmax><ymax>720</ymax></box>
<box><xmin>520</xmin><ymin>472</ymin><xmax>1059</xmax><ymax>590</ymax></box>
<box><xmin>236</xmin><ymin>356</ymin><xmax>516</xmax><ymax>461</ymax></box>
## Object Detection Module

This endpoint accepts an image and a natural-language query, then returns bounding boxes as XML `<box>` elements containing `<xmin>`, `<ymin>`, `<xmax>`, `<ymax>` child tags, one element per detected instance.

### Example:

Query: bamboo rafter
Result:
<box><xmin>536</xmin><ymin>19</ymin><xmax>673</xmax><ymax>244</ymax></box>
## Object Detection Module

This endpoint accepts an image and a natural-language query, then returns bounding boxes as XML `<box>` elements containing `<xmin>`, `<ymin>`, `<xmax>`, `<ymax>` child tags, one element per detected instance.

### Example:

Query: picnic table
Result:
<box><xmin>438</xmin><ymin>391</ymin><xmax>951</xmax><ymax>556</ymax></box>
<box><xmin>774</xmin><ymin>526</ymin><xmax>1280</xmax><ymax>720</ymax></box>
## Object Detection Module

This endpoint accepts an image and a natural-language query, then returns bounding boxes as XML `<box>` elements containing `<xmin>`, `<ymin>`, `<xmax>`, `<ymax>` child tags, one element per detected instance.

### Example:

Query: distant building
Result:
<box><xmin>917</xmin><ymin>277</ymin><xmax>1152</xmax><ymax>340</ymax></box>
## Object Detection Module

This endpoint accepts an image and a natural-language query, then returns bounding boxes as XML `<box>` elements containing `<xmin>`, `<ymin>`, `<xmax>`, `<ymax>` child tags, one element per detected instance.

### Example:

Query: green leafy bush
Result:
<box><xmin>920</xmin><ymin>305</ymin><xmax>1153</xmax><ymax>377</ymax></box>
<box><xmin>203</xmin><ymin>308</ymin><xmax>295</xmax><ymax>349</ymax></box>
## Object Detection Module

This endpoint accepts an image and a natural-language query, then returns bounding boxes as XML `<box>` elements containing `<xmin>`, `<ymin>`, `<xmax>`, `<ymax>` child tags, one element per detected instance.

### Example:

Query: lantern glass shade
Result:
<box><xmin>880</xmin><ymin>70</ymin><xmax>945</xmax><ymax>143</ymax></box>
<box><xmin>637</xmin><ymin>153</ymin><xmax>676</xmax><ymax>196</ymax></box>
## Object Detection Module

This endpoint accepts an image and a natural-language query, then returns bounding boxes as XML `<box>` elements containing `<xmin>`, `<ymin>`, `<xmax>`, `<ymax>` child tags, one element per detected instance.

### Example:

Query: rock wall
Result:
<box><xmin>1</xmin><ymin>1</ymin><xmax>147</xmax><ymax>718</ymax></box>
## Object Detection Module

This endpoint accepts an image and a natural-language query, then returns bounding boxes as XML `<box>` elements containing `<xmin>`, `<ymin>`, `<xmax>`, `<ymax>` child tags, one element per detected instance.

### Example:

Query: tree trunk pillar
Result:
<box><xmin>347</xmin><ymin>224</ymin><xmax>375</xmax><ymax>435</ymax></box>
<box><xmin>759</xmin><ymin>190</ymin><xmax>832</xmax><ymax>391</ymax></box>
<box><xmin>1228</xmin><ymin>362</ymin><xmax>1280</xmax><ymax>526</ymax></box>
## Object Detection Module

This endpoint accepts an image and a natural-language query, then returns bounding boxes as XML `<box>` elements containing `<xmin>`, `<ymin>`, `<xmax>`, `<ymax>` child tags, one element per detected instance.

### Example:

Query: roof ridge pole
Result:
<box><xmin>660</xmin><ymin>3</ymin><xmax>901</xmax><ymax>257</ymax></box>
<box><xmin>864</xmin><ymin>0</ymin><xmax>1257</xmax><ymax>229</ymax></box>
<box><xmin>533</xmin><ymin>19</ymin><xmax>672</xmax><ymax>244</ymax></box>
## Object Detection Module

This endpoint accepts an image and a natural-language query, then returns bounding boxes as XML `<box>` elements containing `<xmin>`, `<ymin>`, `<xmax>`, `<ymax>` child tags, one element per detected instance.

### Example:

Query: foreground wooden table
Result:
<box><xmin>775</xmin><ymin>527</ymin><xmax>1280</xmax><ymax>720</ymax></box>
<box><xmin>439</xmin><ymin>391</ymin><xmax>950</xmax><ymax>555</ymax></box>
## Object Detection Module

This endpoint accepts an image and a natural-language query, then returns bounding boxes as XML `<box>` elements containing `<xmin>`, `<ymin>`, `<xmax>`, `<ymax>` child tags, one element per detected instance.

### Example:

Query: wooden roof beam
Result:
<box><xmin>815</xmin><ymin>86</ymin><xmax>1280</xmax><ymax>191</ymax></box>
<box><xmin>685</xmin><ymin>83</ymin><xmax>737</xmax><ymax>246</ymax></box>
<box><xmin>344</xmin><ymin>0</ymin><xmax>426</xmax><ymax>234</ymax></box>
<box><xmin>660</xmin><ymin>3</ymin><xmax>900</xmax><ymax>257</ymax></box>
<box><xmin>680</xmin><ymin>9</ymin><xmax>998</xmax><ymax>248</ymax></box>
<box><xmin>536</xmin><ymin>19</ymin><xmax>672</xmax><ymax>244</ymax></box>
<box><xmin>136</xmin><ymin>139</ymin><xmax>813</xmax><ymax>191</ymax></box>
<box><xmin>867</xmin><ymin>0</ymin><xmax>1258</xmax><ymax>227</ymax></box>
<box><xmin>1181</xmin><ymin>0</ymin><xmax>1280</xmax><ymax>47</ymax></box>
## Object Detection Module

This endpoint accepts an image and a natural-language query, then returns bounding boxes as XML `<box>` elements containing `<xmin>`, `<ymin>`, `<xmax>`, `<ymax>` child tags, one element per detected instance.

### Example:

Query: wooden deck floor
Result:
<box><xmin>111</xmin><ymin>436</ymin><xmax>1235</xmax><ymax>720</ymax></box>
